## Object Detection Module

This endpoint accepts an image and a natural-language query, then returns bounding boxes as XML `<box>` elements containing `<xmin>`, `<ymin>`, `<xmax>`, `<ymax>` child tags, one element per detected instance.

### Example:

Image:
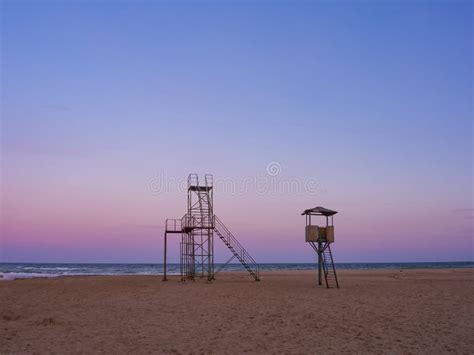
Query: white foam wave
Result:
<box><xmin>0</xmin><ymin>272</ymin><xmax>60</xmax><ymax>281</ymax></box>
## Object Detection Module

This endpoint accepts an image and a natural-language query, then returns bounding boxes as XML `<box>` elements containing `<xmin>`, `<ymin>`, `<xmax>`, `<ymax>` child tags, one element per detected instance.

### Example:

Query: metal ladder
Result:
<box><xmin>322</xmin><ymin>245</ymin><xmax>339</xmax><ymax>288</ymax></box>
<box><xmin>213</xmin><ymin>215</ymin><xmax>260</xmax><ymax>281</ymax></box>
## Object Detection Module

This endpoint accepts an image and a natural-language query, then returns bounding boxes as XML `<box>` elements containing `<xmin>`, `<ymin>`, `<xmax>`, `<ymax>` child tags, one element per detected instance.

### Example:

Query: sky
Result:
<box><xmin>1</xmin><ymin>0</ymin><xmax>472</xmax><ymax>263</ymax></box>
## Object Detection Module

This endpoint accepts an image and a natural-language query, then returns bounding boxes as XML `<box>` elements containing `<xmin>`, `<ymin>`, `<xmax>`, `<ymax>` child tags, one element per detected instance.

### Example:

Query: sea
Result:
<box><xmin>0</xmin><ymin>262</ymin><xmax>472</xmax><ymax>280</ymax></box>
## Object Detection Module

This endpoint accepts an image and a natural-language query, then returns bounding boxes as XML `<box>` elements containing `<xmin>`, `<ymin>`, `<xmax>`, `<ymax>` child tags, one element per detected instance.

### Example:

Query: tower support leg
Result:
<box><xmin>207</xmin><ymin>231</ymin><xmax>214</xmax><ymax>281</ymax></box>
<box><xmin>318</xmin><ymin>241</ymin><xmax>322</xmax><ymax>285</ymax></box>
<box><xmin>163</xmin><ymin>233</ymin><xmax>167</xmax><ymax>281</ymax></box>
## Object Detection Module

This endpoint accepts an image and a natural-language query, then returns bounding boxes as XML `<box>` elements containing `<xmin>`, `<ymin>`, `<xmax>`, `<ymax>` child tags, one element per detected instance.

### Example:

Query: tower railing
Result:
<box><xmin>188</xmin><ymin>174</ymin><xmax>199</xmax><ymax>189</ymax></box>
<box><xmin>204</xmin><ymin>174</ymin><xmax>213</xmax><ymax>188</ymax></box>
<box><xmin>165</xmin><ymin>218</ymin><xmax>182</xmax><ymax>233</ymax></box>
<box><xmin>181</xmin><ymin>214</ymin><xmax>195</xmax><ymax>231</ymax></box>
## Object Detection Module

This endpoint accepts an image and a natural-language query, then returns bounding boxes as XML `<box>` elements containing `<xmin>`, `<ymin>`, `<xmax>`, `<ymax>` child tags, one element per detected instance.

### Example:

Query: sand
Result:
<box><xmin>1</xmin><ymin>269</ymin><xmax>473</xmax><ymax>354</ymax></box>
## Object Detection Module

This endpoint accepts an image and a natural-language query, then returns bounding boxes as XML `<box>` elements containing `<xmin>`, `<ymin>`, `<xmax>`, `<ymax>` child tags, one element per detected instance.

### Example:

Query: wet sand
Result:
<box><xmin>1</xmin><ymin>269</ymin><xmax>473</xmax><ymax>354</ymax></box>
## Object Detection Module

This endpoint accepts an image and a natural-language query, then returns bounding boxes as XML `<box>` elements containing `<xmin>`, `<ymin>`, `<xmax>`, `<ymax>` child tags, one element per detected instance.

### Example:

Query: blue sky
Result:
<box><xmin>1</xmin><ymin>0</ymin><xmax>472</xmax><ymax>263</ymax></box>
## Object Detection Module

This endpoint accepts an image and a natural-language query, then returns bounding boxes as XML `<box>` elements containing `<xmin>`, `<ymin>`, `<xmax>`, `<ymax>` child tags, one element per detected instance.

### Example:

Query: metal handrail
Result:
<box><xmin>214</xmin><ymin>216</ymin><xmax>257</xmax><ymax>264</ymax></box>
<box><xmin>213</xmin><ymin>215</ymin><xmax>259</xmax><ymax>271</ymax></box>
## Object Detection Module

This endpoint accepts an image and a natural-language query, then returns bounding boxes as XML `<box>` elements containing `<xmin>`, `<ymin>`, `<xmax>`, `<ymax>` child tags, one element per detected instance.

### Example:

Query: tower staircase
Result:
<box><xmin>188</xmin><ymin>174</ymin><xmax>213</xmax><ymax>230</ymax></box>
<box><xmin>321</xmin><ymin>245</ymin><xmax>339</xmax><ymax>288</ymax></box>
<box><xmin>213</xmin><ymin>215</ymin><xmax>260</xmax><ymax>281</ymax></box>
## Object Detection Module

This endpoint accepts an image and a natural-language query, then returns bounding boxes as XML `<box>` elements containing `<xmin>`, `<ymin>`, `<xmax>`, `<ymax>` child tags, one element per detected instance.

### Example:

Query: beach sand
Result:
<box><xmin>1</xmin><ymin>269</ymin><xmax>473</xmax><ymax>354</ymax></box>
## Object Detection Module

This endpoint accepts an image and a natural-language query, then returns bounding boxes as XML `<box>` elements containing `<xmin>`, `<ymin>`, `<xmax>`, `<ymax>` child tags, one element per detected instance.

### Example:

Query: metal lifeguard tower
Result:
<box><xmin>163</xmin><ymin>174</ymin><xmax>260</xmax><ymax>282</ymax></box>
<box><xmin>302</xmin><ymin>206</ymin><xmax>339</xmax><ymax>288</ymax></box>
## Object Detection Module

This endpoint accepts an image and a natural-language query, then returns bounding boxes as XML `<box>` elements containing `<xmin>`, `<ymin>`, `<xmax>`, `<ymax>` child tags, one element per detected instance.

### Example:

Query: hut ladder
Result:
<box><xmin>322</xmin><ymin>245</ymin><xmax>339</xmax><ymax>288</ymax></box>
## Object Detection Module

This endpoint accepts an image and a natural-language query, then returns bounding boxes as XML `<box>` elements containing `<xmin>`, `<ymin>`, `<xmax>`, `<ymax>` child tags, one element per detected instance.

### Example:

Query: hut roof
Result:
<box><xmin>301</xmin><ymin>206</ymin><xmax>338</xmax><ymax>216</ymax></box>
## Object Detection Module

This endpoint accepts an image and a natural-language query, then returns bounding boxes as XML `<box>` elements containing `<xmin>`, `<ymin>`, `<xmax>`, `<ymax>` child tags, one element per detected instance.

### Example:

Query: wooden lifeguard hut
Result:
<box><xmin>302</xmin><ymin>206</ymin><xmax>339</xmax><ymax>288</ymax></box>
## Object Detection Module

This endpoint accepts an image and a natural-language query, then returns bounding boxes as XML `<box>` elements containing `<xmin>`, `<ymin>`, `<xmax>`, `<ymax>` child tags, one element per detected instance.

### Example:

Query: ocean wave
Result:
<box><xmin>18</xmin><ymin>267</ymin><xmax>81</xmax><ymax>271</ymax></box>
<box><xmin>0</xmin><ymin>272</ymin><xmax>60</xmax><ymax>281</ymax></box>
<box><xmin>0</xmin><ymin>271</ymin><xmax>180</xmax><ymax>281</ymax></box>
